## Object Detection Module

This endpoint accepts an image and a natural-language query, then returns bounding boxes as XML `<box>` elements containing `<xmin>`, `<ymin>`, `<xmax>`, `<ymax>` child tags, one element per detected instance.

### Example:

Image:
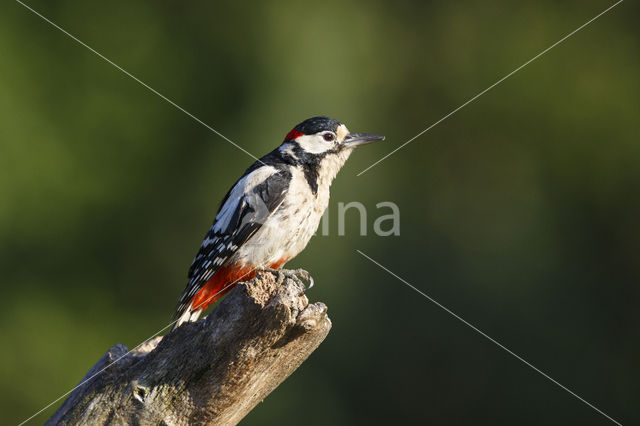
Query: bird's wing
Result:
<box><xmin>173</xmin><ymin>166</ymin><xmax>290</xmax><ymax>318</ymax></box>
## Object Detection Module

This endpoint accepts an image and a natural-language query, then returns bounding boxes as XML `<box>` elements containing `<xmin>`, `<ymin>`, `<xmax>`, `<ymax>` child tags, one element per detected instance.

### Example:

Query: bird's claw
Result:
<box><xmin>287</xmin><ymin>268</ymin><xmax>314</xmax><ymax>291</ymax></box>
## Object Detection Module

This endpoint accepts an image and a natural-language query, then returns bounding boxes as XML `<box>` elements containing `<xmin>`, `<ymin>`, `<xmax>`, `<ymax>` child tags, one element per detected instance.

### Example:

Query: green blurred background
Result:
<box><xmin>1</xmin><ymin>0</ymin><xmax>638</xmax><ymax>424</ymax></box>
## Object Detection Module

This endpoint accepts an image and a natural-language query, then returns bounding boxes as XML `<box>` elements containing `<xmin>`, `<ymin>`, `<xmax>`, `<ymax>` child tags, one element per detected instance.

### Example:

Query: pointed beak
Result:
<box><xmin>343</xmin><ymin>132</ymin><xmax>385</xmax><ymax>148</ymax></box>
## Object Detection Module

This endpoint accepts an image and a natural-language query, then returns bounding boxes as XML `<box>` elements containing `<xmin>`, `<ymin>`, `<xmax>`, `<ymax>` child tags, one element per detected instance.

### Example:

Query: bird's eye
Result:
<box><xmin>323</xmin><ymin>133</ymin><xmax>335</xmax><ymax>142</ymax></box>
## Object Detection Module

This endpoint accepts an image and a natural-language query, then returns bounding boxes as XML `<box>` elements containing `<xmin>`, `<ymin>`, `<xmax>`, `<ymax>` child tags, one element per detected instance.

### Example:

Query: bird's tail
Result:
<box><xmin>172</xmin><ymin>303</ymin><xmax>203</xmax><ymax>330</ymax></box>
<box><xmin>172</xmin><ymin>266</ymin><xmax>253</xmax><ymax>330</ymax></box>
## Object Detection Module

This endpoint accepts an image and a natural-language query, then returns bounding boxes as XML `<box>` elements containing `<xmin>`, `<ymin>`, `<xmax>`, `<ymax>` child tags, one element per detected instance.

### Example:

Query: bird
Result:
<box><xmin>172</xmin><ymin>116</ymin><xmax>384</xmax><ymax>328</ymax></box>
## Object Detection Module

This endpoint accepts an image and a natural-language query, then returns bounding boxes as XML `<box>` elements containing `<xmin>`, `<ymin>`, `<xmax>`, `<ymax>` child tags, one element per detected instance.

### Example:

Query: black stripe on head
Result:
<box><xmin>294</xmin><ymin>116</ymin><xmax>342</xmax><ymax>135</ymax></box>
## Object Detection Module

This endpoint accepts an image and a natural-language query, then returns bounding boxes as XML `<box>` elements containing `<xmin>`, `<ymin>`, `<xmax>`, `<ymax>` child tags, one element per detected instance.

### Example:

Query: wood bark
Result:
<box><xmin>47</xmin><ymin>271</ymin><xmax>331</xmax><ymax>425</ymax></box>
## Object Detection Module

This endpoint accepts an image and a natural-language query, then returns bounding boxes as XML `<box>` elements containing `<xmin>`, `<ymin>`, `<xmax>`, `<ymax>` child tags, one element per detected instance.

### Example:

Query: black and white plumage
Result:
<box><xmin>173</xmin><ymin>116</ymin><xmax>384</xmax><ymax>328</ymax></box>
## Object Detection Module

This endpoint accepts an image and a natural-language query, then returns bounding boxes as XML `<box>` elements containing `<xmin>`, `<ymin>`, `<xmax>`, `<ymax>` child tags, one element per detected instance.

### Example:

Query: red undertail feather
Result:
<box><xmin>191</xmin><ymin>265</ymin><xmax>256</xmax><ymax>312</ymax></box>
<box><xmin>190</xmin><ymin>257</ymin><xmax>291</xmax><ymax>313</ymax></box>
<box><xmin>268</xmin><ymin>256</ymin><xmax>290</xmax><ymax>270</ymax></box>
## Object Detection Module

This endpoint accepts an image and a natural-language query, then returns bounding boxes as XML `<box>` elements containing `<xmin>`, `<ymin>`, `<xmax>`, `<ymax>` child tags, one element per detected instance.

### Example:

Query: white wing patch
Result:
<box><xmin>213</xmin><ymin>166</ymin><xmax>279</xmax><ymax>233</ymax></box>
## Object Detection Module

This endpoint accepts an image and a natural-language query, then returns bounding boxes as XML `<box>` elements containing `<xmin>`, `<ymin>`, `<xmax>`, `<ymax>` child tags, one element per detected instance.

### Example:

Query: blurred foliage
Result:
<box><xmin>1</xmin><ymin>0</ymin><xmax>639</xmax><ymax>424</ymax></box>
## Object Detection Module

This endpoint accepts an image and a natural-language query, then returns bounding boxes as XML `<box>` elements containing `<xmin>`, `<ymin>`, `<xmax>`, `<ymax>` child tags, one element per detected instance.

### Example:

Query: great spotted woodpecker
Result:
<box><xmin>173</xmin><ymin>116</ymin><xmax>384</xmax><ymax>328</ymax></box>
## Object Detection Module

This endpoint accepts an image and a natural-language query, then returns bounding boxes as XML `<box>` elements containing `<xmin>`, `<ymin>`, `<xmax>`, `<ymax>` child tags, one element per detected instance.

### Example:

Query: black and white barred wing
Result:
<box><xmin>173</xmin><ymin>166</ymin><xmax>290</xmax><ymax>318</ymax></box>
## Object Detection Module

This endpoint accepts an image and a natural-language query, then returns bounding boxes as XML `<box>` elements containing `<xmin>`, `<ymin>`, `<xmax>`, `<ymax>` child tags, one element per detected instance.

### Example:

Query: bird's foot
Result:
<box><xmin>256</xmin><ymin>267</ymin><xmax>283</xmax><ymax>284</ymax></box>
<box><xmin>257</xmin><ymin>267</ymin><xmax>314</xmax><ymax>293</ymax></box>
<box><xmin>284</xmin><ymin>268</ymin><xmax>314</xmax><ymax>292</ymax></box>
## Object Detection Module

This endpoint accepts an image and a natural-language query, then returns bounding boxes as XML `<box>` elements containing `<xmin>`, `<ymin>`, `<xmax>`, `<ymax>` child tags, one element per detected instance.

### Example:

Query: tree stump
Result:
<box><xmin>47</xmin><ymin>271</ymin><xmax>331</xmax><ymax>425</ymax></box>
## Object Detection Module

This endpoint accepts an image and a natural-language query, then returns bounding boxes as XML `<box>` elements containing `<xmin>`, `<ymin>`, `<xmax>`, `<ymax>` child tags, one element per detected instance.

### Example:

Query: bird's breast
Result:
<box><xmin>232</xmin><ymin>166</ymin><xmax>331</xmax><ymax>268</ymax></box>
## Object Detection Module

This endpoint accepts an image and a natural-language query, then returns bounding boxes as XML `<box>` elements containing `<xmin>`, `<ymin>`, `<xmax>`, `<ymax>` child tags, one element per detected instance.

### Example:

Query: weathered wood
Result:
<box><xmin>47</xmin><ymin>271</ymin><xmax>331</xmax><ymax>425</ymax></box>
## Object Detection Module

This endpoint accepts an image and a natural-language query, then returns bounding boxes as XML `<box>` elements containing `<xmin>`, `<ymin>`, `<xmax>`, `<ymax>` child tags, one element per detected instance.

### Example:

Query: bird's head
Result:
<box><xmin>277</xmin><ymin>116</ymin><xmax>384</xmax><ymax>186</ymax></box>
<box><xmin>281</xmin><ymin>116</ymin><xmax>384</xmax><ymax>157</ymax></box>
<box><xmin>276</xmin><ymin>116</ymin><xmax>384</xmax><ymax>191</ymax></box>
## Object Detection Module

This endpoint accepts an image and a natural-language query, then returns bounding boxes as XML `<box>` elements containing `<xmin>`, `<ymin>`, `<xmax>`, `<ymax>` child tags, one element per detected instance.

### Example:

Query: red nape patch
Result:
<box><xmin>284</xmin><ymin>129</ymin><xmax>304</xmax><ymax>141</ymax></box>
<box><xmin>190</xmin><ymin>266</ymin><xmax>257</xmax><ymax>312</ymax></box>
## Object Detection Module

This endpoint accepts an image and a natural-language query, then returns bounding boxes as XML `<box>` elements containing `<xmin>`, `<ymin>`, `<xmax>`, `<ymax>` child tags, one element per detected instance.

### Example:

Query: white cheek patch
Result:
<box><xmin>296</xmin><ymin>134</ymin><xmax>331</xmax><ymax>154</ymax></box>
<box><xmin>336</xmin><ymin>124</ymin><xmax>349</xmax><ymax>141</ymax></box>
